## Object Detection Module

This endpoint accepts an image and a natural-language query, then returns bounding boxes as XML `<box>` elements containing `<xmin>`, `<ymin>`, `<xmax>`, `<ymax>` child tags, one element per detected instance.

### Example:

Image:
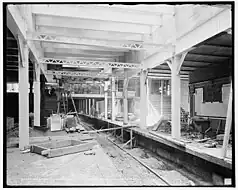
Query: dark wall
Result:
<box><xmin>6</xmin><ymin>93</ymin><xmax>34</xmax><ymax>123</ymax></box>
<box><xmin>189</xmin><ymin>59</ymin><xmax>232</xmax><ymax>84</ymax></box>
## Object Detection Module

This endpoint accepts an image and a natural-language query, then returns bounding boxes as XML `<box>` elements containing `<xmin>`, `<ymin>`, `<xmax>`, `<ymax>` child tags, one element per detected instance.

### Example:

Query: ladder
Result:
<box><xmin>69</xmin><ymin>92</ymin><xmax>81</xmax><ymax>123</ymax></box>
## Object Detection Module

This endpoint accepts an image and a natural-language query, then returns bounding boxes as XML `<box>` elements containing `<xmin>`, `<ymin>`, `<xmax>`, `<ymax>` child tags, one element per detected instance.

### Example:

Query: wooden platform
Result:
<box><xmin>80</xmin><ymin>113</ymin><xmax>232</xmax><ymax>170</ymax></box>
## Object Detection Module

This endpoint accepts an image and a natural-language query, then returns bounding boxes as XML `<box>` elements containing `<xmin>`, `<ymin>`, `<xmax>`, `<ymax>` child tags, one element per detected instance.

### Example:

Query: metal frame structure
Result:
<box><xmin>46</xmin><ymin>70</ymin><xmax>109</xmax><ymax>78</ymax></box>
<box><xmin>28</xmin><ymin>33</ymin><xmax>170</xmax><ymax>51</ymax></box>
<box><xmin>29</xmin><ymin>33</ymin><xmax>146</xmax><ymax>50</ymax></box>
<box><xmin>40</xmin><ymin>58</ymin><xmax>142</xmax><ymax>69</ymax></box>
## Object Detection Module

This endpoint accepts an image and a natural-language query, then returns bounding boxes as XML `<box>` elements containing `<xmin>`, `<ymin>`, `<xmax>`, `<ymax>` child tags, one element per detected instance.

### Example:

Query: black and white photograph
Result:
<box><xmin>3</xmin><ymin>2</ymin><xmax>234</xmax><ymax>187</ymax></box>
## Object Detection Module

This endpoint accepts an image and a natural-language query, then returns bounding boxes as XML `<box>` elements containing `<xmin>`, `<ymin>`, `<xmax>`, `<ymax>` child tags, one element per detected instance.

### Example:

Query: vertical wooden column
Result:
<box><xmin>130</xmin><ymin>129</ymin><xmax>133</xmax><ymax>149</ymax></box>
<box><xmin>140</xmin><ymin>70</ymin><xmax>147</xmax><ymax>129</ymax></box>
<box><xmin>85</xmin><ymin>99</ymin><xmax>88</xmax><ymax>115</ymax></box>
<box><xmin>78</xmin><ymin>99</ymin><xmax>81</xmax><ymax>112</ymax></box>
<box><xmin>123</xmin><ymin>77</ymin><xmax>129</xmax><ymax>125</ymax></box>
<box><xmin>80</xmin><ymin>99</ymin><xmax>82</xmax><ymax>112</ymax></box>
<box><xmin>170</xmin><ymin>53</ymin><xmax>187</xmax><ymax>139</ymax></box>
<box><xmin>104</xmin><ymin>81</ymin><xmax>108</xmax><ymax>120</ymax></box>
<box><xmin>18</xmin><ymin>41</ymin><xmax>29</xmax><ymax>150</ymax></box>
<box><xmin>88</xmin><ymin>99</ymin><xmax>90</xmax><ymax>115</ymax></box>
<box><xmin>34</xmin><ymin>62</ymin><xmax>40</xmax><ymax>127</ymax></box>
<box><xmin>221</xmin><ymin>81</ymin><xmax>232</xmax><ymax>158</ymax></box>
<box><xmin>111</xmin><ymin>77</ymin><xmax>116</xmax><ymax>121</ymax></box>
<box><xmin>96</xmin><ymin>101</ymin><xmax>99</xmax><ymax>113</ymax></box>
<box><xmin>84</xmin><ymin>99</ymin><xmax>86</xmax><ymax>114</ymax></box>
<box><xmin>171</xmin><ymin>66</ymin><xmax>181</xmax><ymax>139</ymax></box>
<box><xmin>161</xmin><ymin>80</ymin><xmax>164</xmax><ymax>116</ymax></box>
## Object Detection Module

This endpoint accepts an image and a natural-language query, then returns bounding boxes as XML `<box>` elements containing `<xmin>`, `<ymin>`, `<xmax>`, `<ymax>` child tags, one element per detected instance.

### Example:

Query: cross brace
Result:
<box><xmin>40</xmin><ymin>58</ymin><xmax>142</xmax><ymax>69</ymax></box>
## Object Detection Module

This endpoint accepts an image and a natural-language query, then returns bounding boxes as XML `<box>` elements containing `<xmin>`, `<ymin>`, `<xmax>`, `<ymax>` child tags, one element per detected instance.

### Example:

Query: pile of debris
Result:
<box><xmin>64</xmin><ymin>113</ymin><xmax>85</xmax><ymax>133</ymax></box>
<box><xmin>115</xmin><ymin>112</ymin><xmax>138</xmax><ymax>122</ymax></box>
<box><xmin>150</xmin><ymin>116</ymin><xmax>171</xmax><ymax>133</ymax></box>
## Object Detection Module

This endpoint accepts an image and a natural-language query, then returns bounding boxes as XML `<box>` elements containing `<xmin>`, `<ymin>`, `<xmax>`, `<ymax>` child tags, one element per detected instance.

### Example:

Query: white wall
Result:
<box><xmin>181</xmin><ymin>80</ymin><xmax>189</xmax><ymax>112</ymax></box>
<box><xmin>195</xmin><ymin>84</ymin><xmax>230</xmax><ymax>117</ymax></box>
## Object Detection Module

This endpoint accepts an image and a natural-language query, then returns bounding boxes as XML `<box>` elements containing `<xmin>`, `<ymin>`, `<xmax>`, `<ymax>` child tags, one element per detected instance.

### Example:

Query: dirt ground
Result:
<box><xmin>6</xmin><ymin>120</ymin><xmax>217</xmax><ymax>186</ymax></box>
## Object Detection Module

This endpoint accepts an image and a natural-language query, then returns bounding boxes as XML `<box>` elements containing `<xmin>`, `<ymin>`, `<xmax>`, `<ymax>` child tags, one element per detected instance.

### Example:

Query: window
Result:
<box><xmin>203</xmin><ymin>83</ymin><xmax>222</xmax><ymax>103</ymax></box>
<box><xmin>7</xmin><ymin>83</ymin><xmax>33</xmax><ymax>93</ymax></box>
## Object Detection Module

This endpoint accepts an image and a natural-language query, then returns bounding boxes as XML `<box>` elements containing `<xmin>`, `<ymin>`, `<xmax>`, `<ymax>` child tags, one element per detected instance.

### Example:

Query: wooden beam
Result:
<box><xmin>32</xmin><ymin>4</ymin><xmax>163</xmax><ymax>26</ymax></box>
<box><xmin>47</xmin><ymin>141</ymin><xmax>97</xmax><ymax>158</ymax></box>
<box><xmin>161</xmin><ymin>80</ymin><xmax>164</xmax><ymax>115</ymax></box>
<box><xmin>188</xmin><ymin>52</ymin><xmax>231</xmax><ymax>58</ymax></box>
<box><xmin>37</xmin><ymin>26</ymin><xmax>143</xmax><ymax>42</ymax></box>
<box><xmin>221</xmin><ymin>82</ymin><xmax>232</xmax><ymax>158</ymax></box>
<box><xmin>34</xmin><ymin>62</ymin><xmax>41</xmax><ymax>127</ymax></box>
<box><xmin>143</xmin><ymin>8</ymin><xmax>231</xmax><ymax>69</ymax></box>
<box><xmin>104</xmin><ymin>81</ymin><xmax>109</xmax><ymax>119</ymax></box>
<box><xmin>111</xmin><ymin>77</ymin><xmax>116</xmax><ymax>121</ymax></box>
<box><xmin>35</xmin><ymin>15</ymin><xmax>151</xmax><ymax>34</ymax></box>
<box><xmin>7</xmin><ymin>5</ymin><xmax>47</xmax><ymax>78</ymax></box>
<box><xmin>82</xmin><ymin>125</ymin><xmax>135</xmax><ymax>134</ymax></box>
<box><xmin>123</xmin><ymin>77</ymin><xmax>129</xmax><ymax>124</ymax></box>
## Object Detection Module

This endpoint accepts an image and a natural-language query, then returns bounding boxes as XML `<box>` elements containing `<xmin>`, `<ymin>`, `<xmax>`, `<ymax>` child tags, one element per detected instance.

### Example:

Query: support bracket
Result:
<box><xmin>174</xmin><ymin>51</ymin><xmax>188</xmax><ymax>75</ymax></box>
<box><xmin>17</xmin><ymin>35</ymin><xmax>27</xmax><ymax>68</ymax></box>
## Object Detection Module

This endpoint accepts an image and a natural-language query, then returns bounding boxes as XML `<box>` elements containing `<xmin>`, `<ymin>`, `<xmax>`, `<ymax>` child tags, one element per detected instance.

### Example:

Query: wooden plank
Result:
<box><xmin>82</xmin><ymin>125</ymin><xmax>135</xmax><ymax>134</ymax></box>
<box><xmin>7</xmin><ymin>134</ymin><xmax>95</xmax><ymax>147</ymax></box>
<box><xmin>47</xmin><ymin>141</ymin><xmax>98</xmax><ymax>158</ymax></box>
<box><xmin>30</xmin><ymin>144</ymin><xmax>48</xmax><ymax>154</ymax></box>
<box><xmin>37</xmin><ymin>140</ymin><xmax>73</xmax><ymax>149</ymax></box>
<box><xmin>122</xmin><ymin>137</ymin><xmax>135</xmax><ymax>149</ymax></box>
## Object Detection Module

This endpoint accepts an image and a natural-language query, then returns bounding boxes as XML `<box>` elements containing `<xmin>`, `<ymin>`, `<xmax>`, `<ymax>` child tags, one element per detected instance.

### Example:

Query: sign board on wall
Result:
<box><xmin>195</xmin><ymin>84</ymin><xmax>230</xmax><ymax>117</ymax></box>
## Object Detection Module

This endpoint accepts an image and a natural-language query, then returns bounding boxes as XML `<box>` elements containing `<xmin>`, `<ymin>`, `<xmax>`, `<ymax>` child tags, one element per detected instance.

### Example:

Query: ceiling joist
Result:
<box><xmin>35</xmin><ymin>15</ymin><xmax>152</xmax><ymax>34</ymax></box>
<box><xmin>37</xmin><ymin>26</ymin><xmax>145</xmax><ymax>42</ymax></box>
<box><xmin>31</xmin><ymin>4</ymin><xmax>163</xmax><ymax>26</ymax></box>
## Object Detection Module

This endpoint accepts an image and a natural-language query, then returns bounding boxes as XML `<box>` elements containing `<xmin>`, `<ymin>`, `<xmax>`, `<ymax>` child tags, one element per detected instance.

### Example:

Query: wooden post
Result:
<box><xmin>130</xmin><ymin>129</ymin><xmax>133</xmax><ymax>149</ymax></box>
<box><xmin>86</xmin><ymin>99</ymin><xmax>88</xmax><ymax>115</ymax></box>
<box><xmin>140</xmin><ymin>70</ymin><xmax>147</xmax><ymax>129</ymax></box>
<box><xmin>111</xmin><ymin>77</ymin><xmax>116</xmax><ymax>121</ymax></box>
<box><xmin>221</xmin><ymin>82</ymin><xmax>232</xmax><ymax>158</ymax></box>
<box><xmin>96</xmin><ymin>101</ymin><xmax>99</xmax><ymax>114</ymax></box>
<box><xmin>123</xmin><ymin>78</ymin><xmax>129</xmax><ymax>125</ymax></box>
<box><xmin>19</xmin><ymin>40</ymin><xmax>29</xmax><ymax>150</ymax></box>
<box><xmin>78</xmin><ymin>99</ymin><xmax>81</xmax><ymax>112</ymax></box>
<box><xmin>171</xmin><ymin>66</ymin><xmax>181</xmax><ymax>139</ymax></box>
<box><xmin>34</xmin><ymin>62</ymin><xmax>40</xmax><ymax>127</ymax></box>
<box><xmin>161</xmin><ymin>80</ymin><xmax>164</xmax><ymax>116</ymax></box>
<box><xmin>104</xmin><ymin>81</ymin><xmax>108</xmax><ymax>120</ymax></box>
<box><xmin>88</xmin><ymin>99</ymin><xmax>90</xmax><ymax>115</ymax></box>
<box><xmin>170</xmin><ymin>53</ymin><xmax>187</xmax><ymax>139</ymax></box>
